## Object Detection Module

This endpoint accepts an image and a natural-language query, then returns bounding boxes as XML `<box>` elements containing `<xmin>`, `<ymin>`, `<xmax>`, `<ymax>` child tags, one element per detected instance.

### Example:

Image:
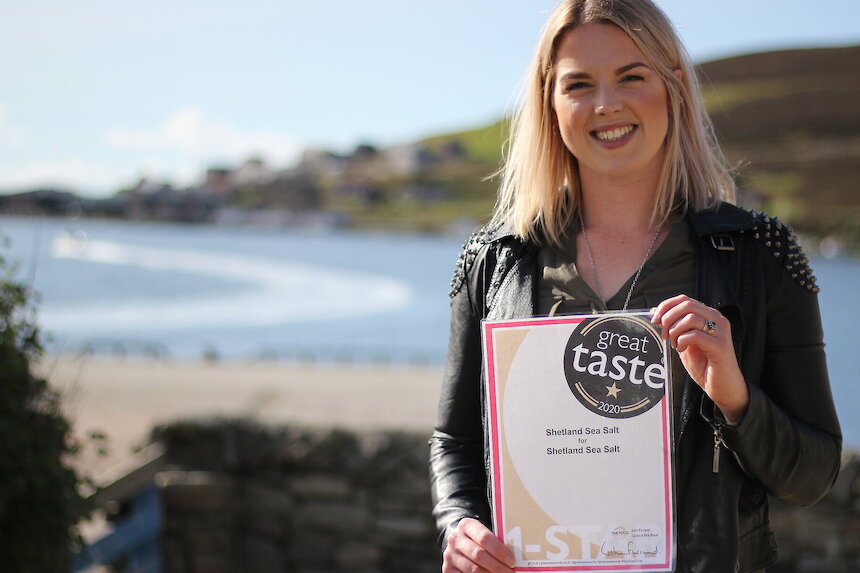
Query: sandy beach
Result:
<box><xmin>40</xmin><ymin>354</ymin><xmax>444</xmax><ymax>476</ymax></box>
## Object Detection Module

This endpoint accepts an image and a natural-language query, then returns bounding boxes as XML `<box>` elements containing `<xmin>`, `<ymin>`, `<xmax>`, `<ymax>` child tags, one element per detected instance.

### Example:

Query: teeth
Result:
<box><xmin>595</xmin><ymin>125</ymin><xmax>634</xmax><ymax>142</ymax></box>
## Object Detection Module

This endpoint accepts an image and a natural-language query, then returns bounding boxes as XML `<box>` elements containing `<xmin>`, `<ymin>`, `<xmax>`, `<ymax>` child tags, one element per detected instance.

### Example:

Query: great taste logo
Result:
<box><xmin>564</xmin><ymin>315</ymin><xmax>667</xmax><ymax>419</ymax></box>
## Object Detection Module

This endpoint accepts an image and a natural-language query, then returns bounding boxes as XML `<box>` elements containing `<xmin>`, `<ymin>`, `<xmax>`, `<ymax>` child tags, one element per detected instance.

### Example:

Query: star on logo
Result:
<box><xmin>605</xmin><ymin>382</ymin><xmax>622</xmax><ymax>399</ymax></box>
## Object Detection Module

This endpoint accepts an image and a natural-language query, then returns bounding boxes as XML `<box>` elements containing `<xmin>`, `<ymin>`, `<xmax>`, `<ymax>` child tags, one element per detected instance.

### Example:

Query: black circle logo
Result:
<box><xmin>564</xmin><ymin>315</ymin><xmax>667</xmax><ymax>419</ymax></box>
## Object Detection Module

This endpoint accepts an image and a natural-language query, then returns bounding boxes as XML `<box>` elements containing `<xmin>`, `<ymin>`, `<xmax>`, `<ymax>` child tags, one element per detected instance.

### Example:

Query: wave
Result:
<box><xmin>44</xmin><ymin>234</ymin><xmax>414</xmax><ymax>332</ymax></box>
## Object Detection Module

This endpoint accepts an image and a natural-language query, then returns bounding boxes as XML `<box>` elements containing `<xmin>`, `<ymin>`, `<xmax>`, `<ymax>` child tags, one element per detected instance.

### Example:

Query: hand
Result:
<box><xmin>651</xmin><ymin>295</ymin><xmax>749</xmax><ymax>423</ymax></box>
<box><xmin>443</xmin><ymin>518</ymin><xmax>516</xmax><ymax>573</ymax></box>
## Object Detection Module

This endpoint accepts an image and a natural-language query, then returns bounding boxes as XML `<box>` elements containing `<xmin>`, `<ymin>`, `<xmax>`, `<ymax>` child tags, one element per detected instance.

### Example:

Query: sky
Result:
<box><xmin>1</xmin><ymin>0</ymin><xmax>858</xmax><ymax>197</ymax></box>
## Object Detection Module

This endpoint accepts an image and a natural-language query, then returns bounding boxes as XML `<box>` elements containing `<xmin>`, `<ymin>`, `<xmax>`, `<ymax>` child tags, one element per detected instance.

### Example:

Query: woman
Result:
<box><xmin>429</xmin><ymin>1</ymin><xmax>842</xmax><ymax>572</ymax></box>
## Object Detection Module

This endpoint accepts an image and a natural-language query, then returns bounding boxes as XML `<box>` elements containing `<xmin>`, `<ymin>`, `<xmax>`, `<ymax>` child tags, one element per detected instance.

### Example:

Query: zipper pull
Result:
<box><xmin>712</xmin><ymin>426</ymin><xmax>724</xmax><ymax>474</ymax></box>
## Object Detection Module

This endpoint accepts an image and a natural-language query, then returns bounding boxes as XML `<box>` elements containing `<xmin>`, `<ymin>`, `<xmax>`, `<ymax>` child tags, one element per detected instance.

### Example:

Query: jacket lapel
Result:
<box><xmin>677</xmin><ymin>204</ymin><xmax>752</xmax><ymax>437</ymax></box>
<box><xmin>486</xmin><ymin>249</ymin><xmax>537</xmax><ymax>320</ymax></box>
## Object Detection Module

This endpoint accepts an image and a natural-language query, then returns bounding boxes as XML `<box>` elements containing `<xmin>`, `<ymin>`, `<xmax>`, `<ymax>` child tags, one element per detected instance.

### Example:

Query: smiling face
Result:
<box><xmin>552</xmin><ymin>22</ymin><xmax>672</xmax><ymax>188</ymax></box>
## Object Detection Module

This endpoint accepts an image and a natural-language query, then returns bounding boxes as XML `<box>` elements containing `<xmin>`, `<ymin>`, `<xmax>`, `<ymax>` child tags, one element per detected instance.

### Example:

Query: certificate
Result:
<box><xmin>482</xmin><ymin>312</ymin><xmax>675</xmax><ymax>572</ymax></box>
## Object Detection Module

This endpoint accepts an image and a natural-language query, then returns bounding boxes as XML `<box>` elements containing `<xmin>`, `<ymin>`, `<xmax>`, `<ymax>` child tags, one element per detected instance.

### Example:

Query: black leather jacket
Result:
<box><xmin>429</xmin><ymin>202</ymin><xmax>842</xmax><ymax>572</ymax></box>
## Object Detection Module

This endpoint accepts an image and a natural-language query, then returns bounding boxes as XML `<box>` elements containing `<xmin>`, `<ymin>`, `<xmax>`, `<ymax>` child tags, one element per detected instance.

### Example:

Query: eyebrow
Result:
<box><xmin>558</xmin><ymin>61</ymin><xmax>650</xmax><ymax>81</ymax></box>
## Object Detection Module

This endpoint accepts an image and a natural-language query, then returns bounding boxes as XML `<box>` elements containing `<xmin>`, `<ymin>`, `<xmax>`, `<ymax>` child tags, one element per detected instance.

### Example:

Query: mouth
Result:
<box><xmin>592</xmin><ymin>124</ymin><xmax>636</xmax><ymax>142</ymax></box>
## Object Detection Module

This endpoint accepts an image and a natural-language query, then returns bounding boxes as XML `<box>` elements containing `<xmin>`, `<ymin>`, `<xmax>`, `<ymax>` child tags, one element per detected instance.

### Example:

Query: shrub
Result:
<box><xmin>0</xmin><ymin>239</ymin><xmax>87</xmax><ymax>571</ymax></box>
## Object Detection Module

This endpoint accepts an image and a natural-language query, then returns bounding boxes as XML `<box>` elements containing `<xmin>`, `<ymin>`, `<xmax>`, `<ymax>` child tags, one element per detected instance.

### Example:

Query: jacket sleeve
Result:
<box><xmin>718</xmin><ymin>226</ymin><xmax>842</xmax><ymax>506</ymax></box>
<box><xmin>428</xmin><ymin>240</ymin><xmax>494</xmax><ymax>548</ymax></box>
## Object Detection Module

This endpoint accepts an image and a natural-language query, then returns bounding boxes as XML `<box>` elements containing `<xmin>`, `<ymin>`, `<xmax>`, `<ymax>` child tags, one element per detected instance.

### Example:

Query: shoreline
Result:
<box><xmin>40</xmin><ymin>353</ymin><xmax>858</xmax><ymax>478</ymax></box>
<box><xmin>40</xmin><ymin>354</ymin><xmax>444</xmax><ymax>476</ymax></box>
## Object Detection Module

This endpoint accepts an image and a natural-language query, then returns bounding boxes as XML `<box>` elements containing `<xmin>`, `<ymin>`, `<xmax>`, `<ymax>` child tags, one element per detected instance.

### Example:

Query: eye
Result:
<box><xmin>561</xmin><ymin>81</ymin><xmax>590</xmax><ymax>93</ymax></box>
<box><xmin>621</xmin><ymin>74</ymin><xmax>644</xmax><ymax>83</ymax></box>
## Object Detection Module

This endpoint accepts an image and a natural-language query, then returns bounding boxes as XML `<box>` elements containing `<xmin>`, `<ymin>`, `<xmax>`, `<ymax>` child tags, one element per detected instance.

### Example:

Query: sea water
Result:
<box><xmin>0</xmin><ymin>215</ymin><xmax>459</xmax><ymax>364</ymax></box>
<box><xmin>1</xmin><ymin>215</ymin><xmax>857</xmax><ymax>446</ymax></box>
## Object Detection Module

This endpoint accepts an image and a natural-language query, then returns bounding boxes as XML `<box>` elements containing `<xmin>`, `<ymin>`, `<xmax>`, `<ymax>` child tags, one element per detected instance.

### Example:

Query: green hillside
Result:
<box><xmin>422</xmin><ymin>119</ymin><xmax>508</xmax><ymax>165</ymax></box>
<box><xmin>413</xmin><ymin>45</ymin><xmax>860</xmax><ymax>250</ymax></box>
<box><xmin>700</xmin><ymin>45</ymin><xmax>860</xmax><ymax>250</ymax></box>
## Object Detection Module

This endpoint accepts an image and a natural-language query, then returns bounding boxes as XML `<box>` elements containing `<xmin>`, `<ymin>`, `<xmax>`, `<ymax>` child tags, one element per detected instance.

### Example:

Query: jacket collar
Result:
<box><xmin>484</xmin><ymin>220</ymin><xmax>519</xmax><ymax>244</ymax></box>
<box><xmin>687</xmin><ymin>201</ymin><xmax>756</xmax><ymax>237</ymax></box>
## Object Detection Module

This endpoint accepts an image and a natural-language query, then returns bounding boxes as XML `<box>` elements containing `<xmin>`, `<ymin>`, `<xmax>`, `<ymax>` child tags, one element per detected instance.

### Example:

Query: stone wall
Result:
<box><xmin>151</xmin><ymin>419</ymin><xmax>860</xmax><ymax>573</ymax></box>
<box><xmin>152</xmin><ymin>419</ymin><xmax>439</xmax><ymax>573</ymax></box>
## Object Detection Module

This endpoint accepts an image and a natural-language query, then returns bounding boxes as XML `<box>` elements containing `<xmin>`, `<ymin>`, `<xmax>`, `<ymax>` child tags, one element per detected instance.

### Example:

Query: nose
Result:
<box><xmin>594</xmin><ymin>87</ymin><xmax>622</xmax><ymax>115</ymax></box>
<box><xmin>595</xmin><ymin>103</ymin><xmax>622</xmax><ymax>114</ymax></box>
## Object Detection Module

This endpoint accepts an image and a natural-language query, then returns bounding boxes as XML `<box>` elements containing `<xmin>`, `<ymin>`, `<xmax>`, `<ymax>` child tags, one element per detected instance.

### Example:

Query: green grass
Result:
<box><xmin>422</xmin><ymin>119</ymin><xmax>509</xmax><ymax>165</ymax></box>
<box><xmin>700</xmin><ymin>79</ymin><xmax>789</xmax><ymax>115</ymax></box>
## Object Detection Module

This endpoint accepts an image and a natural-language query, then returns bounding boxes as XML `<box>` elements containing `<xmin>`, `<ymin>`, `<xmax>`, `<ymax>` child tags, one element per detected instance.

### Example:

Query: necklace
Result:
<box><xmin>578</xmin><ymin>210</ymin><xmax>665</xmax><ymax>311</ymax></box>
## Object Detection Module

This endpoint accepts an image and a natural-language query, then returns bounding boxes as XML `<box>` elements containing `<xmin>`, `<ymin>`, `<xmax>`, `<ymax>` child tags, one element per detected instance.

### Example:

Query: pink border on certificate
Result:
<box><xmin>482</xmin><ymin>314</ymin><xmax>675</xmax><ymax>573</ymax></box>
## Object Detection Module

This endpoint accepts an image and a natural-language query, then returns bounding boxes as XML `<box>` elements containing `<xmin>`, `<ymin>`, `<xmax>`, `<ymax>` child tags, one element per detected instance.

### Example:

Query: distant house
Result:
<box><xmin>382</xmin><ymin>143</ymin><xmax>441</xmax><ymax>177</ymax></box>
<box><xmin>333</xmin><ymin>178</ymin><xmax>385</xmax><ymax>205</ymax></box>
<box><xmin>299</xmin><ymin>149</ymin><xmax>350</xmax><ymax>178</ymax></box>
<box><xmin>436</xmin><ymin>140</ymin><xmax>467</xmax><ymax>162</ymax></box>
<box><xmin>280</xmin><ymin>169</ymin><xmax>321</xmax><ymax>210</ymax></box>
<box><xmin>252</xmin><ymin>169</ymin><xmax>321</xmax><ymax>211</ymax></box>
<box><xmin>202</xmin><ymin>167</ymin><xmax>235</xmax><ymax>197</ymax></box>
<box><xmin>233</xmin><ymin>158</ymin><xmax>273</xmax><ymax>188</ymax></box>
<box><xmin>0</xmin><ymin>189</ymin><xmax>81</xmax><ymax>217</ymax></box>
<box><xmin>116</xmin><ymin>178</ymin><xmax>217</xmax><ymax>223</ymax></box>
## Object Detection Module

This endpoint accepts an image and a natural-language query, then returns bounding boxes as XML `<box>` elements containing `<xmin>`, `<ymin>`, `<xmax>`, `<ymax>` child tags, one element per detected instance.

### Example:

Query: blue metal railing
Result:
<box><xmin>72</xmin><ymin>444</ymin><xmax>165</xmax><ymax>573</ymax></box>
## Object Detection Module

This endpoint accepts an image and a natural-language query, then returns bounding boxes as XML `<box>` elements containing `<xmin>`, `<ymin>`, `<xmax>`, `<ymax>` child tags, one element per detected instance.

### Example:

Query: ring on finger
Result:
<box><xmin>702</xmin><ymin>319</ymin><xmax>717</xmax><ymax>336</ymax></box>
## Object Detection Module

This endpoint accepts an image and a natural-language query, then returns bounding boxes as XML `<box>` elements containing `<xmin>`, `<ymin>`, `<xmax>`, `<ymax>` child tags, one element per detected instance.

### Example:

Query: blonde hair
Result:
<box><xmin>491</xmin><ymin>0</ymin><xmax>736</xmax><ymax>245</ymax></box>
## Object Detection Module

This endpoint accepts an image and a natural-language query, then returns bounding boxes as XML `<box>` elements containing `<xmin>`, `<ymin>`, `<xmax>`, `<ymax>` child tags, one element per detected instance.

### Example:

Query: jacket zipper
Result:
<box><xmin>712</xmin><ymin>424</ymin><xmax>726</xmax><ymax>473</ymax></box>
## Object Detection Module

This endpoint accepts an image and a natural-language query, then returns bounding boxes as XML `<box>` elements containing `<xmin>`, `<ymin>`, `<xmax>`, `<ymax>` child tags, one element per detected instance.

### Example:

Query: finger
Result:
<box><xmin>656</xmin><ymin>298</ymin><xmax>721</xmax><ymax>338</ymax></box>
<box><xmin>669</xmin><ymin>317</ymin><xmax>702</xmax><ymax>349</ymax></box>
<box><xmin>446</xmin><ymin>519</ymin><xmax>515</xmax><ymax>572</ymax></box>
<box><xmin>663</xmin><ymin>312</ymin><xmax>725</xmax><ymax>354</ymax></box>
<box><xmin>443</xmin><ymin>535</ymin><xmax>479</xmax><ymax>573</ymax></box>
<box><xmin>673</xmin><ymin>313</ymin><xmax>734</xmax><ymax>356</ymax></box>
<box><xmin>446</xmin><ymin>549</ymin><xmax>512</xmax><ymax>573</ymax></box>
<box><xmin>650</xmin><ymin>294</ymin><xmax>694</xmax><ymax>324</ymax></box>
<box><xmin>461</xmin><ymin>519</ymin><xmax>516</xmax><ymax>569</ymax></box>
<box><xmin>675</xmin><ymin>329</ymin><xmax>718</xmax><ymax>353</ymax></box>
<box><xmin>669</xmin><ymin>313</ymin><xmax>726</xmax><ymax>350</ymax></box>
<box><xmin>651</xmin><ymin>295</ymin><xmax>701</xmax><ymax>338</ymax></box>
<box><xmin>445</xmin><ymin>540</ymin><xmax>513</xmax><ymax>573</ymax></box>
<box><xmin>657</xmin><ymin>297</ymin><xmax>705</xmax><ymax>325</ymax></box>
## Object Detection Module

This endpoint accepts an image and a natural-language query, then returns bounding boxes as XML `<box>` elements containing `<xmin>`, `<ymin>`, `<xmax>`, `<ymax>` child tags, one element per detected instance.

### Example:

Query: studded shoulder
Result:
<box><xmin>748</xmin><ymin>211</ymin><xmax>819</xmax><ymax>294</ymax></box>
<box><xmin>449</xmin><ymin>224</ymin><xmax>498</xmax><ymax>298</ymax></box>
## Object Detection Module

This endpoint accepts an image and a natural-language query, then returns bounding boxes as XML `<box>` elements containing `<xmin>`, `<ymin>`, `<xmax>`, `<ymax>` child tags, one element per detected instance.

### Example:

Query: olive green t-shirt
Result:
<box><xmin>536</xmin><ymin>216</ymin><xmax>697</xmax><ymax>424</ymax></box>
